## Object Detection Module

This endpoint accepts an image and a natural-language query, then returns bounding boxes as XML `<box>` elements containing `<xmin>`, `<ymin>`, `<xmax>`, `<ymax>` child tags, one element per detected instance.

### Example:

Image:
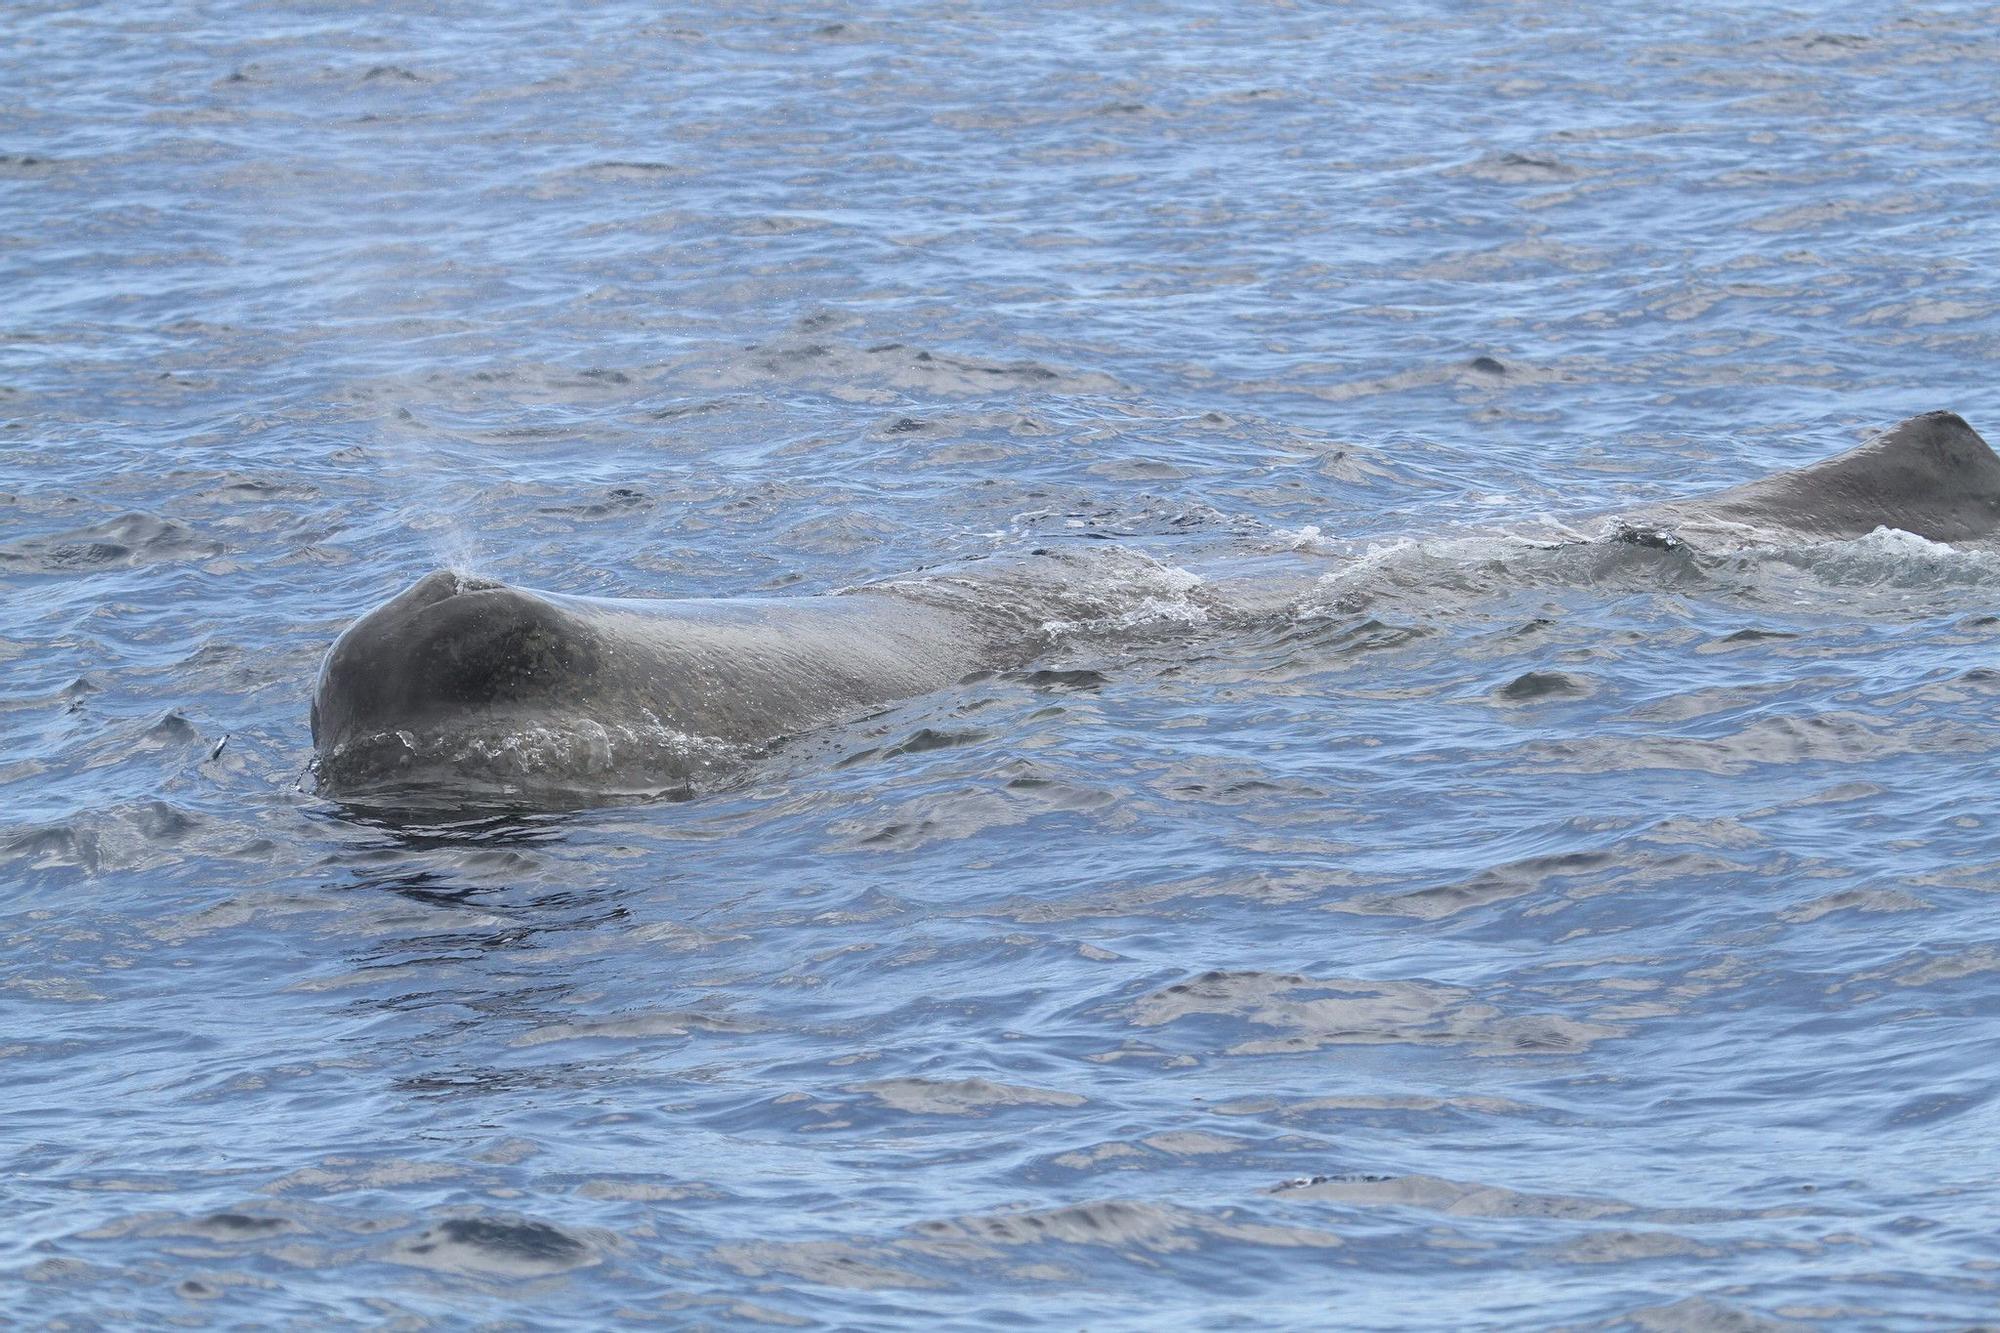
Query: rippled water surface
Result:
<box><xmin>7</xmin><ymin>2</ymin><xmax>2000</xmax><ymax>1327</ymax></box>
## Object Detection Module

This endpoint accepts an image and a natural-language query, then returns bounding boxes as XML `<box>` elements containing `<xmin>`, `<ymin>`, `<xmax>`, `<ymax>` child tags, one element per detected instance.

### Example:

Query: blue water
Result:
<box><xmin>7</xmin><ymin>1</ymin><xmax>2000</xmax><ymax>1326</ymax></box>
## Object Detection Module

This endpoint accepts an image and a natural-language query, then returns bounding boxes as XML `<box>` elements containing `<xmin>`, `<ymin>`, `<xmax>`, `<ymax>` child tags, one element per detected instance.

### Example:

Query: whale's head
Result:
<box><xmin>312</xmin><ymin>570</ymin><xmax>606</xmax><ymax>788</ymax></box>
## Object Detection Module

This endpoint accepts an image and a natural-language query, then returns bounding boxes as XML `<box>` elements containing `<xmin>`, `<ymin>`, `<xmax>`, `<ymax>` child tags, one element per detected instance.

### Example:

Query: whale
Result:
<box><xmin>1612</xmin><ymin>410</ymin><xmax>2000</xmax><ymax>546</ymax></box>
<box><xmin>309</xmin><ymin>567</ymin><xmax>1044</xmax><ymax>798</ymax></box>
<box><xmin>312</xmin><ymin>412</ymin><xmax>1999</xmax><ymax>801</ymax></box>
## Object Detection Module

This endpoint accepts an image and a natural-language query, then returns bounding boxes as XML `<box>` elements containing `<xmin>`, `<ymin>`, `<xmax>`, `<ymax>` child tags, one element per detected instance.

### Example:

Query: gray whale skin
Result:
<box><xmin>1620</xmin><ymin>409</ymin><xmax>2000</xmax><ymax>543</ymax></box>
<box><xmin>312</xmin><ymin>411</ymin><xmax>1998</xmax><ymax>797</ymax></box>
<box><xmin>311</xmin><ymin>569</ymin><xmax>1007</xmax><ymax>796</ymax></box>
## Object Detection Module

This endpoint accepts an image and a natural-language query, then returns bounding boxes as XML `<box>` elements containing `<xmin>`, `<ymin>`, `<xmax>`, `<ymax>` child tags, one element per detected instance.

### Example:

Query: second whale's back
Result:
<box><xmin>1635</xmin><ymin>411</ymin><xmax>2000</xmax><ymax>543</ymax></box>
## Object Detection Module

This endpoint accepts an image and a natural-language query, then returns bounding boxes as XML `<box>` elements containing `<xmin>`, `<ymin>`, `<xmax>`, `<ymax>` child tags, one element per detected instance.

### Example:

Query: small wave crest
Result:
<box><xmin>876</xmin><ymin>546</ymin><xmax>1218</xmax><ymax>647</ymax></box>
<box><xmin>1738</xmin><ymin>525</ymin><xmax>2000</xmax><ymax>591</ymax></box>
<box><xmin>1297</xmin><ymin>529</ymin><xmax>1627</xmax><ymax>616</ymax></box>
<box><xmin>1038</xmin><ymin>558</ymin><xmax>1210</xmax><ymax>639</ymax></box>
<box><xmin>1287</xmin><ymin>521</ymin><xmax>2000</xmax><ymax>622</ymax></box>
<box><xmin>1269</xmin><ymin>523</ymin><xmax>1340</xmax><ymax>555</ymax></box>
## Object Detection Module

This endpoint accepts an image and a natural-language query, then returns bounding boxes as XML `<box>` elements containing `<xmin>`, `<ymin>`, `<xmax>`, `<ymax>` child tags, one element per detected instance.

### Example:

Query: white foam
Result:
<box><xmin>1039</xmin><ymin>555</ymin><xmax>1210</xmax><ymax>638</ymax></box>
<box><xmin>1305</xmin><ymin>529</ymin><xmax>1552</xmax><ymax>587</ymax></box>
<box><xmin>1270</xmin><ymin>524</ymin><xmax>1338</xmax><ymax>555</ymax></box>
<box><xmin>1755</xmin><ymin>525</ymin><xmax>2000</xmax><ymax>591</ymax></box>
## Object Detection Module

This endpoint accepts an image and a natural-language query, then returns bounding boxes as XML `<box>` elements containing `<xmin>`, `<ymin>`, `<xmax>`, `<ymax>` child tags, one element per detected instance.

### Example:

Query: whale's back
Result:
<box><xmin>1635</xmin><ymin>411</ymin><xmax>2000</xmax><ymax>543</ymax></box>
<box><xmin>310</xmin><ymin>570</ymin><xmax>997</xmax><ymax>801</ymax></box>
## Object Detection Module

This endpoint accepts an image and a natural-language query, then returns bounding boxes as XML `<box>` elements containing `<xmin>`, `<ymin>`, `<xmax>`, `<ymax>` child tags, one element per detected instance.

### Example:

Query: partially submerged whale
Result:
<box><xmin>310</xmin><ymin>568</ymin><xmax>1037</xmax><ymax>798</ymax></box>
<box><xmin>1615</xmin><ymin>410</ymin><xmax>2000</xmax><ymax>545</ymax></box>
<box><xmin>312</xmin><ymin>412</ymin><xmax>2000</xmax><ymax>801</ymax></box>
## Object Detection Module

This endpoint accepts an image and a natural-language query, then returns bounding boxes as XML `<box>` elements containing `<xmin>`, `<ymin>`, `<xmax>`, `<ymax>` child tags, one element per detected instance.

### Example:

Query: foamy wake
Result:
<box><xmin>1297</xmin><ymin>529</ymin><xmax>1569</xmax><ymax>610</ymax></box>
<box><xmin>1756</xmin><ymin>525</ymin><xmax>2000</xmax><ymax>588</ymax></box>
<box><xmin>1285</xmin><ymin>520</ymin><xmax>2000</xmax><ymax>615</ymax></box>
<box><xmin>1039</xmin><ymin>555</ymin><xmax>1211</xmax><ymax>638</ymax></box>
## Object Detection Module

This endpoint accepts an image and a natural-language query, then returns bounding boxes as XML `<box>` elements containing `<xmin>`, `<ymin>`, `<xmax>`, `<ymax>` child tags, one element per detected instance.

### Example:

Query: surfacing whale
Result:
<box><xmin>310</xmin><ymin>568</ymin><xmax>1038</xmax><ymax>799</ymax></box>
<box><xmin>1615</xmin><ymin>410</ymin><xmax>2000</xmax><ymax>546</ymax></box>
<box><xmin>312</xmin><ymin>411</ymin><xmax>2000</xmax><ymax>801</ymax></box>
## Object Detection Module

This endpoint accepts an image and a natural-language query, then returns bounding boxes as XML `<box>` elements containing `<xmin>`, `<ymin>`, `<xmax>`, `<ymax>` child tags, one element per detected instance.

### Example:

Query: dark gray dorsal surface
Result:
<box><xmin>1631</xmin><ymin>412</ymin><xmax>2000</xmax><ymax>543</ymax></box>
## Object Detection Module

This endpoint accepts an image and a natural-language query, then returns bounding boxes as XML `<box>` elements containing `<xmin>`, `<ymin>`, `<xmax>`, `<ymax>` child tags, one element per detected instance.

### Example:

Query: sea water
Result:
<box><xmin>5</xmin><ymin>2</ymin><xmax>2000</xmax><ymax>1326</ymax></box>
